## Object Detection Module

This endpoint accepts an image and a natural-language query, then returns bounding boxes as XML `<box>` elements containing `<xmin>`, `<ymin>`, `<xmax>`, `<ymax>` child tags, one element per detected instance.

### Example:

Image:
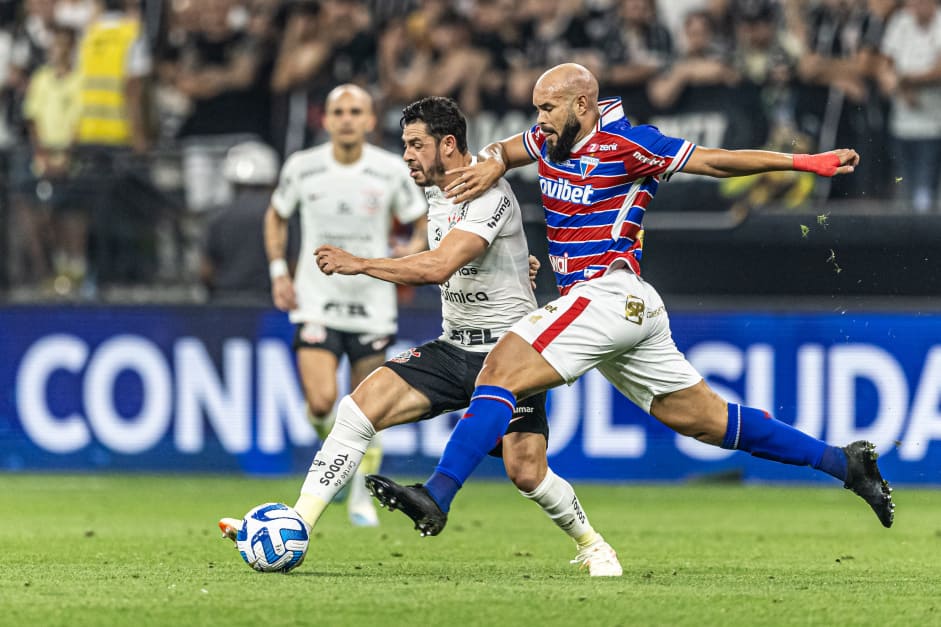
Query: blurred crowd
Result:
<box><xmin>1</xmin><ymin>0</ymin><xmax>940</xmax><ymax>297</ymax></box>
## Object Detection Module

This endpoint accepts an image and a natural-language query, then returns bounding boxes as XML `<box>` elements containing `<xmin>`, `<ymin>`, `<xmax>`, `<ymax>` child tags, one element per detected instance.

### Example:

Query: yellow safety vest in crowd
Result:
<box><xmin>76</xmin><ymin>16</ymin><xmax>139</xmax><ymax>145</ymax></box>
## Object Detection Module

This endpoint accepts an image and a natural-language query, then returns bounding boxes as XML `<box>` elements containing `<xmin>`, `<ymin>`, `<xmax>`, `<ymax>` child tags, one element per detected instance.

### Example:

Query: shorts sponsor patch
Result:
<box><xmin>390</xmin><ymin>348</ymin><xmax>421</xmax><ymax>363</ymax></box>
<box><xmin>300</xmin><ymin>323</ymin><xmax>327</xmax><ymax>344</ymax></box>
<box><xmin>625</xmin><ymin>295</ymin><xmax>645</xmax><ymax>325</ymax></box>
<box><xmin>359</xmin><ymin>333</ymin><xmax>391</xmax><ymax>351</ymax></box>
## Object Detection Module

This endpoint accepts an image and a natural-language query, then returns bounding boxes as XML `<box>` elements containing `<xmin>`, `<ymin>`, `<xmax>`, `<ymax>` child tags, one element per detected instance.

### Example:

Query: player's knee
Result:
<box><xmin>307</xmin><ymin>396</ymin><xmax>336</xmax><ymax>418</ymax></box>
<box><xmin>503</xmin><ymin>451</ymin><xmax>546</xmax><ymax>492</ymax></box>
<box><xmin>507</xmin><ymin>463</ymin><xmax>544</xmax><ymax>493</ymax></box>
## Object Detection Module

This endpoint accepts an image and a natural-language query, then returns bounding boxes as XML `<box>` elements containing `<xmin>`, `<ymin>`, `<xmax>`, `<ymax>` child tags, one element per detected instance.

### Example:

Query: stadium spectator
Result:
<box><xmin>263</xmin><ymin>84</ymin><xmax>427</xmax><ymax>527</ymax></box>
<box><xmin>271</xmin><ymin>0</ymin><xmax>375</xmax><ymax>154</ymax></box>
<box><xmin>468</xmin><ymin>0</ymin><xmax>518</xmax><ymax>112</ymax></box>
<box><xmin>15</xmin><ymin>24</ymin><xmax>82</xmax><ymax>290</ymax></box>
<box><xmin>878</xmin><ymin>0</ymin><xmax>941</xmax><ymax>213</ymax></box>
<box><xmin>729</xmin><ymin>0</ymin><xmax>801</xmax><ymax>130</ymax></box>
<box><xmin>70</xmin><ymin>0</ymin><xmax>155</xmax><ymax>289</ymax></box>
<box><xmin>380</xmin><ymin>9</ymin><xmax>488</xmax><ymax>115</ymax></box>
<box><xmin>202</xmin><ymin>140</ymin><xmax>285</xmax><ymax>304</ymax></box>
<box><xmin>504</xmin><ymin>0</ymin><xmax>600</xmax><ymax>109</ymax></box>
<box><xmin>795</xmin><ymin>0</ymin><xmax>888</xmax><ymax>200</ymax></box>
<box><xmin>648</xmin><ymin>10</ymin><xmax>739</xmax><ymax>109</ymax></box>
<box><xmin>54</xmin><ymin>0</ymin><xmax>95</xmax><ymax>32</ymax></box>
<box><xmin>175</xmin><ymin>0</ymin><xmax>270</xmax><ymax>213</ymax></box>
<box><xmin>599</xmin><ymin>0</ymin><xmax>674</xmax><ymax>102</ymax></box>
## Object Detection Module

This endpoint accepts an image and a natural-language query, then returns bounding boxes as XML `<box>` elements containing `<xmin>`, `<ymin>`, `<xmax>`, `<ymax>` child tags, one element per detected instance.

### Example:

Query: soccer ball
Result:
<box><xmin>236</xmin><ymin>503</ymin><xmax>309</xmax><ymax>573</ymax></box>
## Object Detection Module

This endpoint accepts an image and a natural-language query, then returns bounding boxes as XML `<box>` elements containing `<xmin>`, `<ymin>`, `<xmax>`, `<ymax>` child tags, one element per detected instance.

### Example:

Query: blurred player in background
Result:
<box><xmin>264</xmin><ymin>84</ymin><xmax>428</xmax><ymax>527</ymax></box>
<box><xmin>222</xmin><ymin>96</ymin><xmax>623</xmax><ymax>576</ymax></box>
<box><xmin>369</xmin><ymin>63</ymin><xmax>895</xmax><ymax>537</ymax></box>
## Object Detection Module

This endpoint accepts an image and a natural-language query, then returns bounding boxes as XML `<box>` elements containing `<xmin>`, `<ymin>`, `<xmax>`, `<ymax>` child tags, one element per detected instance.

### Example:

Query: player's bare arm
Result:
<box><xmin>682</xmin><ymin>146</ymin><xmax>860</xmax><ymax>178</ymax></box>
<box><xmin>316</xmin><ymin>228</ymin><xmax>488</xmax><ymax>285</ymax></box>
<box><xmin>444</xmin><ymin>133</ymin><xmax>534</xmax><ymax>204</ymax></box>
<box><xmin>263</xmin><ymin>205</ymin><xmax>296</xmax><ymax>311</ymax></box>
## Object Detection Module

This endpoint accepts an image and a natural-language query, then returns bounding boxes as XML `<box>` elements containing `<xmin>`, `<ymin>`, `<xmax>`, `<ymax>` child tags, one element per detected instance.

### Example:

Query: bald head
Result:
<box><xmin>532</xmin><ymin>64</ymin><xmax>600</xmax><ymax>163</ymax></box>
<box><xmin>323</xmin><ymin>83</ymin><xmax>377</xmax><ymax>152</ymax></box>
<box><xmin>325</xmin><ymin>83</ymin><xmax>374</xmax><ymax>112</ymax></box>
<box><xmin>534</xmin><ymin>63</ymin><xmax>599</xmax><ymax>106</ymax></box>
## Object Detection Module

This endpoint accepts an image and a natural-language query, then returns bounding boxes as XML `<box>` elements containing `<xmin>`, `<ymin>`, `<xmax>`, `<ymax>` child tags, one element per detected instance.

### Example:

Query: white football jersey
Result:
<box><xmin>425</xmin><ymin>175</ymin><xmax>537</xmax><ymax>353</ymax></box>
<box><xmin>271</xmin><ymin>143</ymin><xmax>427</xmax><ymax>334</ymax></box>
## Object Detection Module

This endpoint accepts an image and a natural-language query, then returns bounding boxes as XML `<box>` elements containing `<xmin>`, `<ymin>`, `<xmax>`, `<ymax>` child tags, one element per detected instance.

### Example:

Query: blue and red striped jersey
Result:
<box><xmin>522</xmin><ymin>97</ymin><xmax>695</xmax><ymax>295</ymax></box>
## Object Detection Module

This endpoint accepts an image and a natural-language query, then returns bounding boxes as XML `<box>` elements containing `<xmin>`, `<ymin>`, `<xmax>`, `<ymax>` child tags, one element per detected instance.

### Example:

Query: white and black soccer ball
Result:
<box><xmin>236</xmin><ymin>503</ymin><xmax>309</xmax><ymax>573</ymax></box>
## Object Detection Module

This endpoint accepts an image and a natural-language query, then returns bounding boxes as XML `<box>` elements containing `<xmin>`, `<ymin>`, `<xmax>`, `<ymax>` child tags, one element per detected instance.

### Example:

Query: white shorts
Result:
<box><xmin>510</xmin><ymin>269</ymin><xmax>702</xmax><ymax>412</ymax></box>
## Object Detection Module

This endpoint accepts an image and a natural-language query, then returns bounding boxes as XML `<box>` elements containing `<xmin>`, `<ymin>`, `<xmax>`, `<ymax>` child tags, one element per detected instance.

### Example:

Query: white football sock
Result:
<box><xmin>295</xmin><ymin>395</ymin><xmax>375</xmax><ymax>527</ymax></box>
<box><xmin>520</xmin><ymin>468</ymin><xmax>601</xmax><ymax>549</ymax></box>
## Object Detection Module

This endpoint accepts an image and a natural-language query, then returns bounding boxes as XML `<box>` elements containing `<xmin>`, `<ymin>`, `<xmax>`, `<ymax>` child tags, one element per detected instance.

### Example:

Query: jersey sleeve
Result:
<box><xmin>270</xmin><ymin>155</ymin><xmax>300</xmax><ymax>218</ymax></box>
<box><xmin>624</xmin><ymin>125</ymin><xmax>696</xmax><ymax>180</ymax></box>
<box><xmin>522</xmin><ymin>124</ymin><xmax>546</xmax><ymax>162</ymax></box>
<box><xmin>391</xmin><ymin>162</ymin><xmax>428</xmax><ymax>224</ymax></box>
<box><xmin>453</xmin><ymin>188</ymin><xmax>513</xmax><ymax>245</ymax></box>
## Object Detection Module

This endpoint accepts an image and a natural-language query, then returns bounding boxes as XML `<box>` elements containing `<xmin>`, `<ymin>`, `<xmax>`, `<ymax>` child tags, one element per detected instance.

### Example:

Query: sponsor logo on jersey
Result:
<box><xmin>587</xmin><ymin>143</ymin><xmax>618</xmax><ymax>152</ymax></box>
<box><xmin>578</xmin><ymin>156</ymin><xmax>600</xmax><ymax>178</ymax></box>
<box><xmin>449</xmin><ymin>328</ymin><xmax>496</xmax><ymax>345</ymax></box>
<box><xmin>324</xmin><ymin>302</ymin><xmax>368</xmax><ymax>317</ymax></box>
<box><xmin>454</xmin><ymin>266</ymin><xmax>478</xmax><ymax>276</ymax></box>
<box><xmin>442</xmin><ymin>288</ymin><xmax>490</xmax><ymax>303</ymax></box>
<box><xmin>448</xmin><ymin>203</ymin><xmax>469</xmax><ymax>228</ymax></box>
<box><xmin>362</xmin><ymin>167</ymin><xmax>391</xmax><ymax>181</ymax></box>
<box><xmin>390</xmin><ymin>348</ymin><xmax>421</xmax><ymax>363</ymax></box>
<box><xmin>513</xmin><ymin>405</ymin><xmax>534</xmax><ymax>414</ymax></box>
<box><xmin>486</xmin><ymin>196</ymin><xmax>510</xmax><ymax>228</ymax></box>
<box><xmin>632</xmin><ymin>151</ymin><xmax>666</xmax><ymax>168</ymax></box>
<box><xmin>549</xmin><ymin>253</ymin><xmax>569</xmax><ymax>275</ymax></box>
<box><xmin>538</xmin><ymin>177</ymin><xmax>595</xmax><ymax>205</ymax></box>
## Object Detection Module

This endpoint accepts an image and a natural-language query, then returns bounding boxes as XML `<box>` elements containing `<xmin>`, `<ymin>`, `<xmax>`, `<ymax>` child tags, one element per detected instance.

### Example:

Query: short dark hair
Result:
<box><xmin>400</xmin><ymin>97</ymin><xmax>468</xmax><ymax>154</ymax></box>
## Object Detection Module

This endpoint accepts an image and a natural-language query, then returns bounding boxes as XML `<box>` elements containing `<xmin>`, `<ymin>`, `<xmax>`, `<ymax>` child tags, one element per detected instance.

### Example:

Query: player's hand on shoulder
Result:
<box><xmin>315</xmin><ymin>244</ymin><xmax>364</xmax><ymax>276</ymax></box>
<box><xmin>271</xmin><ymin>276</ymin><xmax>296</xmax><ymax>312</ymax></box>
<box><xmin>444</xmin><ymin>159</ymin><xmax>504</xmax><ymax>204</ymax></box>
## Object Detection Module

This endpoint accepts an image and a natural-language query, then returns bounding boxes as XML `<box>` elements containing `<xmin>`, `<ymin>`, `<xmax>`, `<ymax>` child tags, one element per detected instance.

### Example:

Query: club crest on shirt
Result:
<box><xmin>579</xmin><ymin>156</ymin><xmax>600</xmax><ymax>178</ymax></box>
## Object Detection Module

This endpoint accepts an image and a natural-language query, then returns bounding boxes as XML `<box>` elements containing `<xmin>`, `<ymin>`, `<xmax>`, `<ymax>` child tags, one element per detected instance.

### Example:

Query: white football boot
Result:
<box><xmin>218</xmin><ymin>517</ymin><xmax>240</xmax><ymax>543</ymax></box>
<box><xmin>571</xmin><ymin>537</ymin><xmax>623</xmax><ymax>577</ymax></box>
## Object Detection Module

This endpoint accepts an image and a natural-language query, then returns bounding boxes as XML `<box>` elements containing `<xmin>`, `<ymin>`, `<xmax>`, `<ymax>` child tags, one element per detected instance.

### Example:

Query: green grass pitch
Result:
<box><xmin>2</xmin><ymin>474</ymin><xmax>939</xmax><ymax>627</ymax></box>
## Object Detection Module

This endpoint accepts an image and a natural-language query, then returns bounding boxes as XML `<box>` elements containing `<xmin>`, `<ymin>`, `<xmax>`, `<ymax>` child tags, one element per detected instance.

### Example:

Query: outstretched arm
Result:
<box><xmin>444</xmin><ymin>133</ymin><xmax>535</xmax><ymax>203</ymax></box>
<box><xmin>682</xmin><ymin>147</ymin><xmax>859</xmax><ymax>178</ymax></box>
<box><xmin>315</xmin><ymin>229</ymin><xmax>487</xmax><ymax>286</ymax></box>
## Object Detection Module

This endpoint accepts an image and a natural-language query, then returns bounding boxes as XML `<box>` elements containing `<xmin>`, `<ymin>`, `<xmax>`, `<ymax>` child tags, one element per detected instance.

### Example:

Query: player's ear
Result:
<box><xmin>574</xmin><ymin>94</ymin><xmax>589</xmax><ymax>116</ymax></box>
<box><xmin>443</xmin><ymin>134</ymin><xmax>457</xmax><ymax>156</ymax></box>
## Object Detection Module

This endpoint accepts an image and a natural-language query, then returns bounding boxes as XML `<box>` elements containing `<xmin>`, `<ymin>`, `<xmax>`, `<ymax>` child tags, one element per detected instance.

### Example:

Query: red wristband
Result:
<box><xmin>793</xmin><ymin>153</ymin><xmax>841</xmax><ymax>177</ymax></box>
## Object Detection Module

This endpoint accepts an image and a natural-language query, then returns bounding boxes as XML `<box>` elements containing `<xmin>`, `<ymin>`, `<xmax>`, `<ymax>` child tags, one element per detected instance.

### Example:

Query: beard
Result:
<box><xmin>415</xmin><ymin>148</ymin><xmax>447</xmax><ymax>187</ymax></box>
<box><xmin>546</xmin><ymin>113</ymin><xmax>581</xmax><ymax>163</ymax></box>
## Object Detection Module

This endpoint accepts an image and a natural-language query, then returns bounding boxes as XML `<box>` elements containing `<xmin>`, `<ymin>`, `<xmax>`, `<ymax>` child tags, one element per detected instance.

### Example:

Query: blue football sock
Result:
<box><xmin>722</xmin><ymin>403</ymin><xmax>847</xmax><ymax>481</ymax></box>
<box><xmin>423</xmin><ymin>385</ymin><xmax>516</xmax><ymax>512</ymax></box>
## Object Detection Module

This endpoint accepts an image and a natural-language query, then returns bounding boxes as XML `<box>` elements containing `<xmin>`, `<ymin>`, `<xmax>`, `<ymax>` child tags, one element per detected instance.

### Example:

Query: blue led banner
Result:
<box><xmin>1</xmin><ymin>306</ymin><xmax>938</xmax><ymax>484</ymax></box>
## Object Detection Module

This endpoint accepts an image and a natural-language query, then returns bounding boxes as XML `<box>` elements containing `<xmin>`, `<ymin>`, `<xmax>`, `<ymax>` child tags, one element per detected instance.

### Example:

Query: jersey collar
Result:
<box><xmin>570</xmin><ymin>97</ymin><xmax>626</xmax><ymax>154</ymax></box>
